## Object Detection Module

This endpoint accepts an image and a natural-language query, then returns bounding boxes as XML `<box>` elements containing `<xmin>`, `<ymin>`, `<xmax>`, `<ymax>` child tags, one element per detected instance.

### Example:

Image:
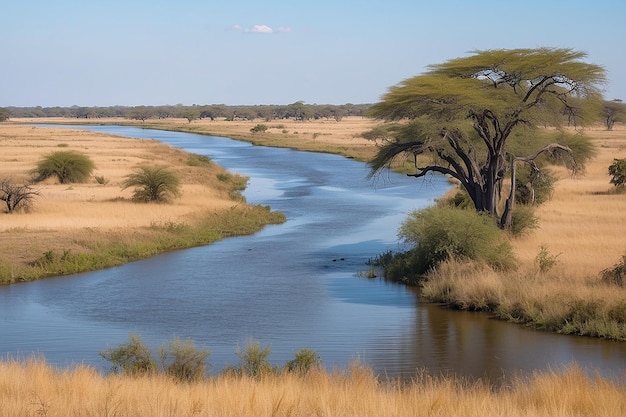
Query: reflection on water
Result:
<box><xmin>1</xmin><ymin>125</ymin><xmax>625</xmax><ymax>382</ymax></box>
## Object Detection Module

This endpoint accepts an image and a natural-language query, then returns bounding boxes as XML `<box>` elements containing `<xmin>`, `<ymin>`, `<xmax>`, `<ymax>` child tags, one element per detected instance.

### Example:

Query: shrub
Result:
<box><xmin>383</xmin><ymin>207</ymin><xmax>515</xmax><ymax>283</ymax></box>
<box><xmin>33</xmin><ymin>150</ymin><xmax>95</xmax><ymax>183</ymax></box>
<box><xmin>515</xmin><ymin>166</ymin><xmax>555</xmax><ymax>205</ymax></box>
<box><xmin>509</xmin><ymin>205</ymin><xmax>539</xmax><ymax>237</ymax></box>
<box><xmin>100</xmin><ymin>335</ymin><xmax>210</xmax><ymax>382</ymax></box>
<box><xmin>284</xmin><ymin>349</ymin><xmax>321</xmax><ymax>375</ymax></box>
<box><xmin>99</xmin><ymin>334</ymin><xmax>157</xmax><ymax>376</ymax></box>
<box><xmin>235</xmin><ymin>340</ymin><xmax>274</xmax><ymax>378</ymax></box>
<box><xmin>158</xmin><ymin>337</ymin><xmax>211</xmax><ymax>382</ymax></box>
<box><xmin>250</xmin><ymin>124</ymin><xmax>268</xmax><ymax>134</ymax></box>
<box><xmin>535</xmin><ymin>245</ymin><xmax>561</xmax><ymax>274</ymax></box>
<box><xmin>0</xmin><ymin>179</ymin><xmax>40</xmax><ymax>213</ymax></box>
<box><xmin>608</xmin><ymin>158</ymin><xmax>626</xmax><ymax>190</ymax></box>
<box><xmin>601</xmin><ymin>255</ymin><xmax>626</xmax><ymax>287</ymax></box>
<box><xmin>122</xmin><ymin>166</ymin><xmax>181</xmax><ymax>203</ymax></box>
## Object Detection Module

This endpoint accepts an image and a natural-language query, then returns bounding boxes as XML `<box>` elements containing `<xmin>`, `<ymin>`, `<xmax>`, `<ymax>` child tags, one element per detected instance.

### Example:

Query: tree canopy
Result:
<box><xmin>367</xmin><ymin>48</ymin><xmax>606</xmax><ymax>229</ymax></box>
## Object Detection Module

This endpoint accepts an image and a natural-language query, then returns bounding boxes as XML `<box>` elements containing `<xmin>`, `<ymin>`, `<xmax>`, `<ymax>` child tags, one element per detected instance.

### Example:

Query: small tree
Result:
<box><xmin>608</xmin><ymin>158</ymin><xmax>626</xmax><ymax>190</ymax></box>
<box><xmin>33</xmin><ymin>150</ymin><xmax>95</xmax><ymax>183</ymax></box>
<box><xmin>250</xmin><ymin>123</ymin><xmax>268</xmax><ymax>134</ymax></box>
<box><xmin>158</xmin><ymin>337</ymin><xmax>211</xmax><ymax>382</ymax></box>
<box><xmin>122</xmin><ymin>166</ymin><xmax>181</xmax><ymax>202</ymax></box>
<box><xmin>284</xmin><ymin>348</ymin><xmax>321</xmax><ymax>375</ymax></box>
<box><xmin>0</xmin><ymin>180</ymin><xmax>40</xmax><ymax>213</ymax></box>
<box><xmin>0</xmin><ymin>107</ymin><xmax>10</xmax><ymax>122</ymax></box>
<box><xmin>603</xmin><ymin>99</ymin><xmax>625</xmax><ymax>131</ymax></box>
<box><xmin>235</xmin><ymin>340</ymin><xmax>274</xmax><ymax>378</ymax></box>
<box><xmin>99</xmin><ymin>334</ymin><xmax>157</xmax><ymax>376</ymax></box>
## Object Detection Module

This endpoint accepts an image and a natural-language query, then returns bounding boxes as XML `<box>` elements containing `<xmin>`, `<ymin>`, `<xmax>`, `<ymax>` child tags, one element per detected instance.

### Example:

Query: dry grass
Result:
<box><xmin>2</xmin><ymin>358</ymin><xmax>625</xmax><ymax>417</ymax></box>
<box><xmin>421</xmin><ymin>125</ymin><xmax>626</xmax><ymax>338</ymax></box>
<box><xmin>0</xmin><ymin>123</ymin><xmax>282</xmax><ymax>283</ymax></box>
<box><xmin>17</xmin><ymin>116</ymin><xmax>381</xmax><ymax>161</ymax></box>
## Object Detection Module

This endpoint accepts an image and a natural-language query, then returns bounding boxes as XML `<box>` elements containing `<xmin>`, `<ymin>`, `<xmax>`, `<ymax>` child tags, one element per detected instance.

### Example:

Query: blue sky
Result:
<box><xmin>2</xmin><ymin>0</ymin><xmax>625</xmax><ymax>107</ymax></box>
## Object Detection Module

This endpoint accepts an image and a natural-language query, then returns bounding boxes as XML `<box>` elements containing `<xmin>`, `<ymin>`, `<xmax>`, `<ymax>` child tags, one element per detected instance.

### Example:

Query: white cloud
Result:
<box><xmin>232</xmin><ymin>24</ymin><xmax>291</xmax><ymax>34</ymax></box>
<box><xmin>248</xmin><ymin>24</ymin><xmax>273</xmax><ymax>33</ymax></box>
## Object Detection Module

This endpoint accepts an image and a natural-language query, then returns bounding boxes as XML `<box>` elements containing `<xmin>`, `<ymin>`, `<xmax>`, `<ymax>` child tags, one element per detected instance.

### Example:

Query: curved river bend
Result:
<box><xmin>1</xmin><ymin>125</ymin><xmax>625</xmax><ymax>382</ymax></box>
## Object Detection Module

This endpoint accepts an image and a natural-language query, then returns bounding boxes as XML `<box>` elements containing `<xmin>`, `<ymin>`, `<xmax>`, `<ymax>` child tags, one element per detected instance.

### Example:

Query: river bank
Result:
<box><xmin>3</xmin><ymin>117</ymin><xmax>626</xmax><ymax>338</ymax></box>
<box><xmin>0</xmin><ymin>122</ymin><xmax>285</xmax><ymax>283</ymax></box>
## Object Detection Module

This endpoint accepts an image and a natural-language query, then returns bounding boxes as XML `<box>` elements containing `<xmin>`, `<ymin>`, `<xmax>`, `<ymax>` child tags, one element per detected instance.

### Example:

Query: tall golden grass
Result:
<box><xmin>1</xmin><ymin>357</ymin><xmax>624</xmax><ymax>417</ymax></box>
<box><xmin>421</xmin><ymin>125</ymin><xmax>626</xmax><ymax>339</ymax></box>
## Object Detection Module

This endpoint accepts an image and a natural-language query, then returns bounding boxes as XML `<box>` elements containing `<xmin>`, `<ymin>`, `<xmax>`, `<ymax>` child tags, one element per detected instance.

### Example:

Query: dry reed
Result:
<box><xmin>1</xmin><ymin>357</ymin><xmax>625</xmax><ymax>417</ymax></box>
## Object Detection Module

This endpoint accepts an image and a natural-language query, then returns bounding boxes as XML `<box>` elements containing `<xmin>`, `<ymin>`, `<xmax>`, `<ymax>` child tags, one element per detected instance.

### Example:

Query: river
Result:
<box><xmin>1</xmin><ymin>125</ymin><xmax>625</xmax><ymax>383</ymax></box>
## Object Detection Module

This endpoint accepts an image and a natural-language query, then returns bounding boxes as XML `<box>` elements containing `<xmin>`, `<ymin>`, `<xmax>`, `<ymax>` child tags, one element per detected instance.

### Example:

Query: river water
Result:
<box><xmin>1</xmin><ymin>125</ymin><xmax>625</xmax><ymax>382</ymax></box>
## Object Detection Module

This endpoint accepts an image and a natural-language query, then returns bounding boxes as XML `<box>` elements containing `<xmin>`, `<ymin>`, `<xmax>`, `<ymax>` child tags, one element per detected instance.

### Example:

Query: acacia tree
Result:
<box><xmin>603</xmin><ymin>99</ymin><xmax>625</xmax><ymax>130</ymax></box>
<box><xmin>0</xmin><ymin>180</ymin><xmax>40</xmax><ymax>213</ymax></box>
<box><xmin>367</xmin><ymin>48</ymin><xmax>605</xmax><ymax>229</ymax></box>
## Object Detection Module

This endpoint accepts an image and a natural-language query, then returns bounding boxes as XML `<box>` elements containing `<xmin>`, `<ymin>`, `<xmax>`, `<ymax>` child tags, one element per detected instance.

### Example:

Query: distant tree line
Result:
<box><xmin>2</xmin><ymin>101</ymin><xmax>372</xmax><ymax>122</ymax></box>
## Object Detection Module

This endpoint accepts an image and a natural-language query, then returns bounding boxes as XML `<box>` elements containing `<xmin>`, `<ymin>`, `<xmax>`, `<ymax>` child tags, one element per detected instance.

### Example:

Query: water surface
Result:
<box><xmin>1</xmin><ymin>125</ymin><xmax>625</xmax><ymax>382</ymax></box>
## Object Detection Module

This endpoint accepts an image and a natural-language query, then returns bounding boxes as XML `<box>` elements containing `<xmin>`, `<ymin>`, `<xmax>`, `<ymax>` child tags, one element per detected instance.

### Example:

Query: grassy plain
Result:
<box><xmin>2</xmin><ymin>117</ymin><xmax>626</xmax><ymax>414</ymax></box>
<box><xmin>421</xmin><ymin>125</ymin><xmax>626</xmax><ymax>339</ymax></box>
<box><xmin>0</xmin><ymin>122</ymin><xmax>285</xmax><ymax>283</ymax></box>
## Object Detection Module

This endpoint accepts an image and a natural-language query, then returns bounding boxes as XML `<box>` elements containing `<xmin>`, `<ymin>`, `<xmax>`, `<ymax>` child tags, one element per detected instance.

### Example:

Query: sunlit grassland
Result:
<box><xmin>1</xmin><ymin>358</ymin><xmax>625</xmax><ymax>417</ymax></box>
<box><xmin>17</xmin><ymin>116</ymin><xmax>381</xmax><ymax>162</ymax></box>
<box><xmin>0</xmin><ymin>124</ymin><xmax>284</xmax><ymax>284</ymax></box>
<box><xmin>421</xmin><ymin>126</ymin><xmax>626</xmax><ymax>339</ymax></box>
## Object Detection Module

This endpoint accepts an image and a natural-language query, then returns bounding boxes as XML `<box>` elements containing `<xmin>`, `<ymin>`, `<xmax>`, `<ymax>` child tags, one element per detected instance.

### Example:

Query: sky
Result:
<box><xmin>2</xmin><ymin>0</ymin><xmax>625</xmax><ymax>108</ymax></box>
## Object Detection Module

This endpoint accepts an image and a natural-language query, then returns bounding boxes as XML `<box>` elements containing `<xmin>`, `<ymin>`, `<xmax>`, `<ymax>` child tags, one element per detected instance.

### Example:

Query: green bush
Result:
<box><xmin>99</xmin><ymin>334</ymin><xmax>157</xmax><ymax>376</ymax></box>
<box><xmin>515</xmin><ymin>167</ymin><xmax>555</xmax><ymax>205</ymax></box>
<box><xmin>158</xmin><ymin>337</ymin><xmax>211</xmax><ymax>382</ymax></box>
<box><xmin>100</xmin><ymin>335</ymin><xmax>211</xmax><ymax>382</ymax></box>
<box><xmin>608</xmin><ymin>158</ymin><xmax>626</xmax><ymax>190</ymax></box>
<box><xmin>235</xmin><ymin>340</ymin><xmax>275</xmax><ymax>378</ymax></box>
<box><xmin>382</xmin><ymin>207</ymin><xmax>515</xmax><ymax>283</ymax></box>
<box><xmin>250</xmin><ymin>124</ymin><xmax>268</xmax><ymax>134</ymax></box>
<box><xmin>284</xmin><ymin>348</ymin><xmax>321</xmax><ymax>375</ymax></box>
<box><xmin>122</xmin><ymin>166</ymin><xmax>181</xmax><ymax>202</ymax></box>
<box><xmin>33</xmin><ymin>150</ymin><xmax>95</xmax><ymax>183</ymax></box>
<box><xmin>509</xmin><ymin>205</ymin><xmax>539</xmax><ymax>237</ymax></box>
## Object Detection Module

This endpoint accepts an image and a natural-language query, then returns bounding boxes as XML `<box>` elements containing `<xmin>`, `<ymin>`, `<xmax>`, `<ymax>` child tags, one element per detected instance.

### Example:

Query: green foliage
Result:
<box><xmin>382</xmin><ymin>207</ymin><xmax>515</xmax><ymax>283</ymax></box>
<box><xmin>284</xmin><ymin>349</ymin><xmax>321</xmax><ymax>375</ymax></box>
<box><xmin>186</xmin><ymin>153</ymin><xmax>212</xmax><ymax>167</ymax></box>
<box><xmin>100</xmin><ymin>335</ymin><xmax>210</xmax><ymax>382</ymax></box>
<box><xmin>235</xmin><ymin>340</ymin><xmax>275</xmax><ymax>378</ymax></box>
<box><xmin>250</xmin><ymin>123</ymin><xmax>269</xmax><ymax>134</ymax></box>
<box><xmin>33</xmin><ymin>150</ymin><xmax>95</xmax><ymax>183</ymax></box>
<box><xmin>515</xmin><ymin>167</ymin><xmax>555</xmax><ymax>205</ymax></box>
<box><xmin>608</xmin><ymin>158</ymin><xmax>626</xmax><ymax>189</ymax></box>
<box><xmin>367</xmin><ymin>48</ymin><xmax>604</xmax><ymax>229</ymax></box>
<box><xmin>99</xmin><ymin>334</ymin><xmax>157</xmax><ymax>376</ymax></box>
<box><xmin>0</xmin><ymin>107</ymin><xmax>10</xmax><ymax>122</ymax></box>
<box><xmin>122</xmin><ymin>166</ymin><xmax>181</xmax><ymax>203</ymax></box>
<box><xmin>509</xmin><ymin>206</ymin><xmax>539</xmax><ymax>237</ymax></box>
<box><xmin>158</xmin><ymin>337</ymin><xmax>211</xmax><ymax>382</ymax></box>
<box><xmin>535</xmin><ymin>245</ymin><xmax>561</xmax><ymax>274</ymax></box>
<box><xmin>603</xmin><ymin>99</ymin><xmax>626</xmax><ymax>130</ymax></box>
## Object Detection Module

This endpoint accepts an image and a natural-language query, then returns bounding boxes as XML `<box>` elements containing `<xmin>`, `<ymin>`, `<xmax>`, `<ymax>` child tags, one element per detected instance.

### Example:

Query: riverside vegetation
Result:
<box><xmin>0</xmin><ymin>124</ymin><xmax>285</xmax><ymax>284</ymax></box>
<box><xmin>1</xmin><ymin>115</ymin><xmax>626</xmax><ymax>414</ymax></box>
